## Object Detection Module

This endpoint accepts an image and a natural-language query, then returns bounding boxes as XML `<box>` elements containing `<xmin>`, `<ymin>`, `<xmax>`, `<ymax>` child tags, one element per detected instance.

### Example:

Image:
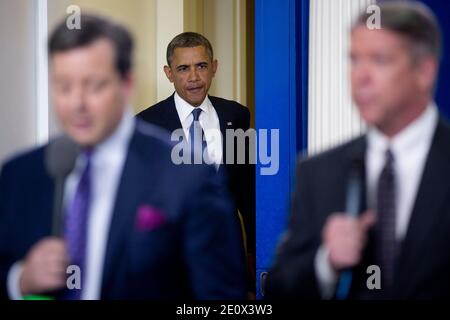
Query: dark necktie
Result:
<box><xmin>189</xmin><ymin>108</ymin><xmax>207</xmax><ymax>163</ymax></box>
<box><xmin>375</xmin><ymin>149</ymin><xmax>397</xmax><ymax>290</ymax></box>
<box><xmin>63</xmin><ymin>150</ymin><xmax>92</xmax><ymax>299</ymax></box>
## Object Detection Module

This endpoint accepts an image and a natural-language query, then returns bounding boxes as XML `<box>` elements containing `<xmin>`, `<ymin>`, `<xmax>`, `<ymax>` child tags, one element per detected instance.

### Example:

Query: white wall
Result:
<box><xmin>156</xmin><ymin>0</ymin><xmax>184</xmax><ymax>101</ymax></box>
<box><xmin>308</xmin><ymin>0</ymin><xmax>376</xmax><ymax>155</ymax></box>
<box><xmin>189</xmin><ymin>0</ymin><xmax>248</xmax><ymax>105</ymax></box>
<box><xmin>0</xmin><ymin>0</ymin><xmax>38</xmax><ymax>163</ymax></box>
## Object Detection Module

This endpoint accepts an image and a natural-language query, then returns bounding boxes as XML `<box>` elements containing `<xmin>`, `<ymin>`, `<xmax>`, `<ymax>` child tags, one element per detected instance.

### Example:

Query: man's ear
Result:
<box><xmin>417</xmin><ymin>57</ymin><xmax>438</xmax><ymax>93</ymax></box>
<box><xmin>164</xmin><ymin>65</ymin><xmax>174</xmax><ymax>83</ymax></box>
<box><xmin>212</xmin><ymin>59</ymin><xmax>218</xmax><ymax>77</ymax></box>
<box><xmin>121</xmin><ymin>72</ymin><xmax>135</xmax><ymax>99</ymax></box>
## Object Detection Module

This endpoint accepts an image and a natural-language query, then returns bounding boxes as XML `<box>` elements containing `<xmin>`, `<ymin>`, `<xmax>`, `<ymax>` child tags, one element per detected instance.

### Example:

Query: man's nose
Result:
<box><xmin>352</xmin><ymin>64</ymin><xmax>372</xmax><ymax>87</ymax></box>
<box><xmin>69</xmin><ymin>87</ymin><xmax>86</xmax><ymax>111</ymax></box>
<box><xmin>188</xmin><ymin>67</ymin><xmax>200</xmax><ymax>82</ymax></box>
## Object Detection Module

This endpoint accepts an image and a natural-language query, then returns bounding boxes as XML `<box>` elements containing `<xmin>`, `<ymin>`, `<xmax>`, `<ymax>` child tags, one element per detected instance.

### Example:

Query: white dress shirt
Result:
<box><xmin>315</xmin><ymin>104</ymin><xmax>438</xmax><ymax>299</ymax></box>
<box><xmin>174</xmin><ymin>92</ymin><xmax>223</xmax><ymax>168</ymax></box>
<box><xmin>8</xmin><ymin>108</ymin><xmax>135</xmax><ymax>300</ymax></box>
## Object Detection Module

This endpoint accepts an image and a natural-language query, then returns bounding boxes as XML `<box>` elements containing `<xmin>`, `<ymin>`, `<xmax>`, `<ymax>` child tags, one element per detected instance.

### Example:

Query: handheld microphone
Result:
<box><xmin>26</xmin><ymin>136</ymin><xmax>79</xmax><ymax>301</ymax></box>
<box><xmin>335</xmin><ymin>156</ymin><xmax>364</xmax><ymax>300</ymax></box>
<box><xmin>44</xmin><ymin>135</ymin><xmax>79</xmax><ymax>237</ymax></box>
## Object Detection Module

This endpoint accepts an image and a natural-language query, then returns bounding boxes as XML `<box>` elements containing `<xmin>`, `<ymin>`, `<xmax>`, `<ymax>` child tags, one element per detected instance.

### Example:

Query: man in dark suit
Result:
<box><xmin>266</xmin><ymin>1</ymin><xmax>450</xmax><ymax>299</ymax></box>
<box><xmin>0</xmin><ymin>14</ymin><xmax>246</xmax><ymax>300</ymax></box>
<box><xmin>137</xmin><ymin>32</ymin><xmax>255</xmax><ymax>290</ymax></box>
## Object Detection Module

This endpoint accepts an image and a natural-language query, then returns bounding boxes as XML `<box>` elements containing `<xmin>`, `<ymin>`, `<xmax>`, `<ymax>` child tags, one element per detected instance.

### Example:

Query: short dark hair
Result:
<box><xmin>48</xmin><ymin>13</ymin><xmax>134</xmax><ymax>78</ymax></box>
<box><xmin>166</xmin><ymin>32</ymin><xmax>214</xmax><ymax>66</ymax></box>
<box><xmin>354</xmin><ymin>1</ymin><xmax>442</xmax><ymax>63</ymax></box>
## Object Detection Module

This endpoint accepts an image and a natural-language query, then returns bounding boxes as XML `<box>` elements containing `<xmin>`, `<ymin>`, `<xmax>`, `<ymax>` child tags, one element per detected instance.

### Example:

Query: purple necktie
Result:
<box><xmin>64</xmin><ymin>150</ymin><xmax>92</xmax><ymax>299</ymax></box>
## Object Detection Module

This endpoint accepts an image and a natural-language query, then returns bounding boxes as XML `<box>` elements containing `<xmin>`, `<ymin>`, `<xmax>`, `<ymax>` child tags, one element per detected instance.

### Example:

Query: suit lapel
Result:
<box><xmin>33</xmin><ymin>157</ymin><xmax>54</xmax><ymax>240</ymax></box>
<box><xmin>210</xmin><ymin>96</ymin><xmax>228</xmax><ymax>136</ymax></box>
<box><xmin>395</xmin><ymin>118</ymin><xmax>450</xmax><ymax>293</ymax></box>
<box><xmin>162</xmin><ymin>94</ymin><xmax>184</xmax><ymax>135</ymax></box>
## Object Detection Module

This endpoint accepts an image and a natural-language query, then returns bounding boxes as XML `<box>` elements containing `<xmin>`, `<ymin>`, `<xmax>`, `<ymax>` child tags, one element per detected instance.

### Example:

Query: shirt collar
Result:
<box><xmin>367</xmin><ymin>103</ymin><xmax>438</xmax><ymax>155</ymax></box>
<box><xmin>174</xmin><ymin>92</ymin><xmax>212</xmax><ymax>123</ymax></box>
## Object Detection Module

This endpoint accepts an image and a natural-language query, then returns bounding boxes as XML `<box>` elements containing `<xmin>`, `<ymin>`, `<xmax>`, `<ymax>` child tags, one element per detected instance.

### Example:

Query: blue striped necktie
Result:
<box><xmin>189</xmin><ymin>108</ymin><xmax>207</xmax><ymax>163</ymax></box>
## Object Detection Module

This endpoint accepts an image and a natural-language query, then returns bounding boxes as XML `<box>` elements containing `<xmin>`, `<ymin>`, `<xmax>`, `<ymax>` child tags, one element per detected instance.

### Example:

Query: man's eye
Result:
<box><xmin>177</xmin><ymin>66</ymin><xmax>188</xmax><ymax>72</ymax></box>
<box><xmin>373</xmin><ymin>56</ymin><xmax>391</xmax><ymax>65</ymax></box>
<box><xmin>197</xmin><ymin>64</ymin><xmax>207</xmax><ymax>70</ymax></box>
<box><xmin>56</xmin><ymin>83</ymin><xmax>71</xmax><ymax>93</ymax></box>
<box><xmin>86</xmin><ymin>81</ymin><xmax>106</xmax><ymax>92</ymax></box>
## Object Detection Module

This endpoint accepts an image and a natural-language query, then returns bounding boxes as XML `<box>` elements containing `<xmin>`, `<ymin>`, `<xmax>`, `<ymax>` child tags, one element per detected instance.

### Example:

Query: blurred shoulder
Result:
<box><xmin>1</xmin><ymin>145</ymin><xmax>46</xmax><ymax>176</ymax></box>
<box><xmin>209</xmin><ymin>96</ymin><xmax>249</xmax><ymax>115</ymax></box>
<box><xmin>296</xmin><ymin>135</ymin><xmax>366</xmax><ymax>174</ymax></box>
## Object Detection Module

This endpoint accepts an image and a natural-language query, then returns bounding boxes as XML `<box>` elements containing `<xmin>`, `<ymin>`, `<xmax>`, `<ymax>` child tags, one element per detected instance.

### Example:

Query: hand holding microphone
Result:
<box><xmin>323</xmin><ymin>210</ymin><xmax>376</xmax><ymax>271</ymax></box>
<box><xmin>19</xmin><ymin>136</ymin><xmax>79</xmax><ymax>298</ymax></box>
<box><xmin>321</xmin><ymin>156</ymin><xmax>376</xmax><ymax>299</ymax></box>
<box><xmin>20</xmin><ymin>238</ymin><xmax>70</xmax><ymax>296</ymax></box>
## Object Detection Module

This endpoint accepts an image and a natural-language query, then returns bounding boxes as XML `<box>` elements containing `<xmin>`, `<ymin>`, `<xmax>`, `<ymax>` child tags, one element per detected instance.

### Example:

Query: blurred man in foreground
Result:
<box><xmin>266</xmin><ymin>1</ymin><xmax>450</xmax><ymax>299</ymax></box>
<box><xmin>0</xmin><ymin>14</ymin><xmax>246</xmax><ymax>300</ymax></box>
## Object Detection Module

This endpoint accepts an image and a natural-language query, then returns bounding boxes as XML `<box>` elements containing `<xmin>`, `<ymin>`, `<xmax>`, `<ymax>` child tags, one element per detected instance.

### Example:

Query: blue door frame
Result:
<box><xmin>255</xmin><ymin>0</ymin><xmax>309</xmax><ymax>299</ymax></box>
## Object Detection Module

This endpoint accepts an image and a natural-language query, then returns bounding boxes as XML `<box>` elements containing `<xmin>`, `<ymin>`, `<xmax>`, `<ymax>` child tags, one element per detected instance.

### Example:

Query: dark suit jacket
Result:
<box><xmin>137</xmin><ymin>94</ymin><xmax>255</xmax><ymax>256</ymax></box>
<box><xmin>266</xmin><ymin>117</ymin><xmax>450</xmax><ymax>299</ymax></box>
<box><xmin>0</xmin><ymin>120</ymin><xmax>247</xmax><ymax>300</ymax></box>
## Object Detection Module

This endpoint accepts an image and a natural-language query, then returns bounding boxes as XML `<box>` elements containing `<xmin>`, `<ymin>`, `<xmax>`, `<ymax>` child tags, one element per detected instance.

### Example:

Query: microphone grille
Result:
<box><xmin>45</xmin><ymin>135</ymin><xmax>79</xmax><ymax>179</ymax></box>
